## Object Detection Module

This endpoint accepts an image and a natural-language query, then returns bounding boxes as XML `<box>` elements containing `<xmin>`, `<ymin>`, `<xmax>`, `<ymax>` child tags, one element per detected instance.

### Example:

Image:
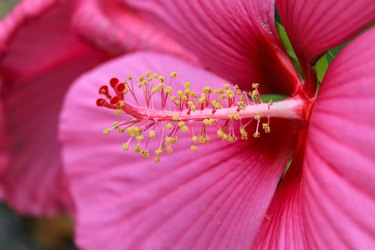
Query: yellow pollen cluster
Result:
<box><xmin>98</xmin><ymin>71</ymin><xmax>273</xmax><ymax>163</ymax></box>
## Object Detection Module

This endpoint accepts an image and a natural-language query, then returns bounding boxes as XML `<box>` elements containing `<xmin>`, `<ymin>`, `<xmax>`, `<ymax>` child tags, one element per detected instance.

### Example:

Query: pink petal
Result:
<box><xmin>277</xmin><ymin>0</ymin><xmax>375</xmax><ymax>63</ymax></box>
<box><xmin>253</xmin><ymin>166</ymin><xmax>307</xmax><ymax>249</ymax></box>
<box><xmin>126</xmin><ymin>0</ymin><xmax>301</xmax><ymax>94</ymax></box>
<box><xmin>72</xmin><ymin>0</ymin><xmax>198</xmax><ymax>63</ymax></box>
<box><xmin>0</xmin><ymin>0</ymin><xmax>108</xmax><ymax>215</ymax></box>
<box><xmin>253</xmin><ymin>28</ymin><xmax>375</xmax><ymax>249</ymax></box>
<box><xmin>303</xmin><ymin>28</ymin><xmax>375</xmax><ymax>248</ymax></box>
<box><xmin>0</xmin><ymin>0</ymin><xmax>58</xmax><ymax>53</ymax></box>
<box><xmin>60</xmin><ymin>53</ymin><xmax>298</xmax><ymax>249</ymax></box>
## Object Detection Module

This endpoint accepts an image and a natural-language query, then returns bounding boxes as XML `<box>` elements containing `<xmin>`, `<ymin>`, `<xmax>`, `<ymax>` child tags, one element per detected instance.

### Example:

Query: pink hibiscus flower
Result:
<box><xmin>0</xmin><ymin>0</ymin><xmax>193</xmax><ymax>216</ymax></box>
<box><xmin>59</xmin><ymin>0</ymin><xmax>375</xmax><ymax>249</ymax></box>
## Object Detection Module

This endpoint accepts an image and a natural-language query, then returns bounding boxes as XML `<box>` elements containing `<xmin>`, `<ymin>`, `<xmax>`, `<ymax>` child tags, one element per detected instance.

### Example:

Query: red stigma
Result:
<box><xmin>99</xmin><ymin>85</ymin><xmax>110</xmax><ymax>95</ymax></box>
<box><xmin>96</xmin><ymin>98</ymin><xmax>106</xmax><ymax>107</ymax></box>
<box><xmin>110</xmin><ymin>78</ymin><xmax>119</xmax><ymax>88</ymax></box>
<box><xmin>110</xmin><ymin>96</ymin><xmax>120</xmax><ymax>105</ymax></box>
<box><xmin>116</xmin><ymin>83</ymin><xmax>126</xmax><ymax>92</ymax></box>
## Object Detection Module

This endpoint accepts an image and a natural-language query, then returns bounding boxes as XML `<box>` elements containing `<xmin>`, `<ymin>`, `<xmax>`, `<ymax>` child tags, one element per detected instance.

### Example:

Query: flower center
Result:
<box><xmin>96</xmin><ymin>72</ymin><xmax>305</xmax><ymax>162</ymax></box>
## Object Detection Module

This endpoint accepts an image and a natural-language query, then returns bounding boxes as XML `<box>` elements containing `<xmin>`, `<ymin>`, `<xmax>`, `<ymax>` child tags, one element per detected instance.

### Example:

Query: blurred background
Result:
<box><xmin>1</xmin><ymin>1</ymin><xmax>76</xmax><ymax>249</ymax></box>
<box><xmin>0</xmin><ymin>0</ymin><xmax>18</xmax><ymax>18</ymax></box>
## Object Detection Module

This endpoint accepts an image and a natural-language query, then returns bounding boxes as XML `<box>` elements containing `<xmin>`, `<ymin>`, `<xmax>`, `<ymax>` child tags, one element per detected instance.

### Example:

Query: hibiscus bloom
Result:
<box><xmin>0</xmin><ymin>0</ymin><xmax>193</xmax><ymax>215</ymax></box>
<box><xmin>59</xmin><ymin>0</ymin><xmax>375</xmax><ymax>249</ymax></box>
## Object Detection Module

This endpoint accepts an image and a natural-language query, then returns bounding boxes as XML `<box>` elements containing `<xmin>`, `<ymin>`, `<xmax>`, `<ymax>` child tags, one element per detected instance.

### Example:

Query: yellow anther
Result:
<box><xmin>170</xmin><ymin>96</ymin><xmax>176</xmax><ymax>101</ymax></box>
<box><xmin>170</xmin><ymin>72</ymin><xmax>177</xmax><ymax>78</ymax></box>
<box><xmin>141</xmin><ymin>150</ymin><xmax>149</xmax><ymax>159</ymax></box>
<box><xmin>153</xmin><ymin>73</ymin><xmax>159</xmax><ymax>78</ymax></box>
<box><xmin>191</xmin><ymin>136</ymin><xmax>198</xmax><ymax>143</ymax></box>
<box><xmin>117</xmin><ymin>127</ymin><xmax>125</xmax><ymax>133</ymax></box>
<box><xmin>199</xmin><ymin>135</ymin><xmax>205</xmax><ymax>143</ymax></box>
<box><xmin>166</xmin><ymin>123</ymin><xmax>173</xmax><ymax>130</ymax></box>
<box><xmin>203</xmin><ymin>118</ymin><xmax>215</xmax><ymax>126</ymax></box>
<box><xmin>217</xmin><ymin>130</ymin><xmax>224</xmax><ymax>137</ymax></box>
<box><xmin>127</xmin><ymin>75</ymin><xmax>132</xmax><ymax>80</ymax></box>
<box><xmin>165</xmin><ymin>136</ymin><xmax>173</xmax><ymax>143</ymax></box>
<box><xmin>184</xmin><ymin>81</ymin><xmax>192</xmax><ymax>89</ymax></box>
<box><xmin>134</xmin><ymin>145</ymin><xmax>141</xmax><ymax>153</ymax></box>
<box><xmin>227</xmin><ymin>136</ymin><xmax>236</xmax><ymax>142</ymax></box>
<box><xmin>125</xmin><ymin>86</ymin><xmax>130</xmax><ymax>93</ymax></box>
<box><xmin>154</xmin><ymin>156</ymin><xmax>161</xmax><ymax>163</ymax></box>
<box><xmin>136</xmin><ymin>135</ymin><xmax>144</xmax><ymax>142</ymax></box>
<box><xmin>203</xmin><ymin>86</ymin><xmax>212</xmax><ymax>93</ymax></box>
<box><xmin>268</xmin><ymin>100</ymin><xmax>273</xmax><ymax>108</ymax></box>
<box><xmin>187</xmin><ymin>101</ymin><xmax>197</xmax><ymax>111</ymax></box>
<box><xmin>114</xmin><ymin>109</ymin><xmax>122</xmax><ymax>116</ymax></box>
<box><xmin>166</xmin><ymin>146</ymin><xmax>173</xmax><ymax>153</ymax></box>
<box><xmin>251</xmin><ymin>90</ymin><xmax>258</xmax><ymax>98</ymax></box>
<box><xmin>237</xmin><ymin>101</ymin><xmax>246</xmax><ymax>110</ymax></box>
<box><xmin>172</xmin><ymin>137</ymin><xmax>179</xmax><ymax>144</ymax></box>
<box><xmin>165</xmin><ymin>86</ymin><xmax>172</xmax><ymax>94</ymax></box>
<box><xmin>126</xmin><ymin>127</ymin><xmax>137</xmax><ymax>137</ymax></box>
<box><xmin>212</xmin><ymin>100</ymin><xmax>222</xmax><ymax>109</ymax></box>
<box><xmin>252</xmin><ymin>83</ymin><xmax>259</xmax><ymax>89</ymax></box>
<box><xmin>119</xmin><ymin>101</ymin><xmax>125</xmax><ymax>107</ymax></box>
<box><xmin>112</xmin><ymin>122</ymin><xmax>119</xmax><ymax>127</ymax></box>
<box><xmin>155</xmin><ymin>149</ymin><xmax>163</xmax><ymax>155</ymax></box>
<box><xmin>224</xmin><ymin>84</ymin><xmax>230</xmax><ymax>90</ymax></box>
<box><xmin>262</xmin><ymin>123</ymin><xmax>271</xmax><ymax>133</ymax></box>
<box><xmin>159</xmin><ymin>76</ymin><xmax>165</xmax><ymax>82</ymax></box>
<box><xmin>253</xmin><ymin>131</ymin><xmax>260</xmax><ymax>138</ymax></box>
<box><xmin>199</xmin><ymin>136</ymin><xmax>210</xmax><ymax>143</ymax></box>
<box><xmin>226</xmin><ymin>90</ymin><xmax>235</xmax><ymax>99</ymax></box>
<box><xmin>146</xmin><ymin>71</ymin><xmax>151</xmax><ymax>77</ymax></box>
<box><xmin>214</xmin><ymin>88</ymin><xmax>224</xmax><ymax>95</ymax></box>
<box><xmin>190</xmin><ymin>145</ymin><xmax>198</xmax><ymax>151</ymax></box>
<box><xmin>228</xmin><ymin>113</ymin><xmax>239</xmax><ymax>120</ymax></box>
<box><xmin>177</xmin><ymin>90</ymin><xmax>184</xmax><ymax>98</ymax></box>
<box><xmin>175</xmin><ymin>100</ymin><xmax>181</xmax><ymax>105</ymax></box>
<box><xmin>172</xmin><ymin>114</ymin><xmax>179</xmax><ymax>121</ymax></box>
<box><xmin>122</xmin><ymin>143</ymin><xmax>129</xmax><ymax>151</ymax></box>
<box><xmin>178</xmin><ymin>121</ymin><xmax>185</xmax><ymax>128</ymax></box>
<box><xmin>103</xmin><ymin>128</ymin><xmax>111</xmax><ymax>134</ymax></box>
<box><xmin>240</xmin><ymin>128</ymin><xmax>248</xmax><ymax>140</ymax></box>
<box><xmin>198</xmin><ymin>93</ymin><xmax>207</xmax><ymax>104</ymax></box>
<box><xmin>149</xmin><ymin>130</ymin><xmax>156</xmax><ymax>138</ymax></box>
<box><xmin>234</xmin><ymin>85</ymin><xmax>241</xmax><ymax>94</ymax></box>
<box><xmin>255</xmin><ymin>112</ymin><xmax>262</xmax><ymax>120</ymax></box>
<box><xmin>152</xmin><ymin>86</ymin><xmax>160</xmax><ymax>93</ymax></box>
<box><xmin>181</xmin><ymin>126</ymin><xmax>189</xmax><ymax>132</ymax></box>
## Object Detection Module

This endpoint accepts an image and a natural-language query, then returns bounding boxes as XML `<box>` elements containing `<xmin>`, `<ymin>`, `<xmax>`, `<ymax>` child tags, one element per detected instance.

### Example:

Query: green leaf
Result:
<box><xmin>261</xmin><ymin>94</ymin><xmax>289</xmax><ymax>102</ymax></box>
<box><xmin>314</xmin><ymin>54</ymin><xmax>329</xmax><ymax>82</ymax></box>
<box><xmin>276</xmin><ymin>22</ymin><xmax>302</xmax><ymax>77</ymax></box>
